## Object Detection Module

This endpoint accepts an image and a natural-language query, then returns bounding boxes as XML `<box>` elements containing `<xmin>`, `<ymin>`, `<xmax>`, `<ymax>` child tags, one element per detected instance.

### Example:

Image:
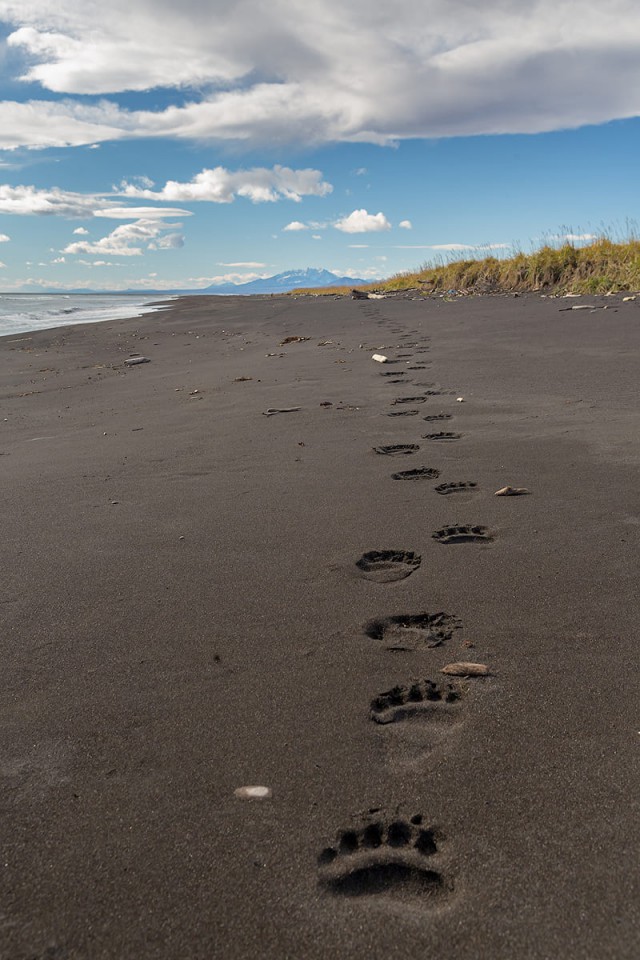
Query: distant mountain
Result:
<box><xmin>204</xmin><ymin>268</ymin><xmax>369</xmax><ymax>295</ymax></box>
<box><xmin>25</xmin><ymin>268</ymin><xmax>370</xmax><ymax>297</ymax></box>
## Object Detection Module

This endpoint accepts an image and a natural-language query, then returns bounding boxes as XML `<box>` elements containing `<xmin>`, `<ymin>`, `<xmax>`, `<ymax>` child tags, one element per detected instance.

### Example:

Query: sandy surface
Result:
<box><xmin>1</xmin><ymin>292</ymin><xmax>639</xmax><ymax>959</ymax></box>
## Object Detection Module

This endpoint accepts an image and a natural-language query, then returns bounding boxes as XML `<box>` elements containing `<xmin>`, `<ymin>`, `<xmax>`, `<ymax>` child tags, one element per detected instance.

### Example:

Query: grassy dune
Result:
<box><xmin>291</xmin><ymin>238</ymin><xmax>640</xmax><ymax>297</ymax></box>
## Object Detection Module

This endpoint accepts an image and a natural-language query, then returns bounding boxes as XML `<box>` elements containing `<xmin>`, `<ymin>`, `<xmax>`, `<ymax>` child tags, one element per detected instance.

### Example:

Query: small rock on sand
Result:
<box><xmin>124</xmin><ymin>356</ymin><xmax>150</xmax><ymax>366</ymax></box>
<box><xmin>234</xmin><ymin>786</ymin><xmax>272</xmax><ymax>800</ymax></box>
<box><xmin>372</xmin><ymin>354</ymin><xmax>388</xmax><ymax>363</ymax></box>
<box><xmin>494</xmin><ymin>485</ymin><xmax>531</xmax><ymax>496</ymax></box>
<box><xmin>441</xmin><ymin>662</ymin><xmax>490</xmax><ymax>677</ymax></box>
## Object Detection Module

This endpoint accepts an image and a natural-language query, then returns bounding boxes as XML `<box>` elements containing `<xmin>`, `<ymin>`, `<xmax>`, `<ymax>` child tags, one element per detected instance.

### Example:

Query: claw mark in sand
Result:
<box><xmin>365</xmin><ymin>611</ymin><xmax>460</xmax><ymax>650</ymax></box>
<box><xmin>392</xmin><ymin>467</ymin><xmax>440</xmax><ymax>480</ymax></box>
<box><xmin>355</xmin><ymin>550</ymin><xmax>421</xmax><ymax>583</ymax></box>
<box><xmin>432</xmin><ymin>525</ymin><xmax>492</xmax><ymax>543</ymax></box>
<box><xmin>422</xmin><ymin>432</ymin><xmax>462</xmax><ymax>442</ymax></box>
<box><xmin>262</xmin><ymin>407</ymin><xmax>300</xmax><ymax>416</ymax></box>
<box><xmin>434</xmin><ymin>482</ymin><xmax>478</xmax><ymax>496</ymax></box>
<box><xmin>318</xmin><ymin>814</ymin><xmax>448</xmax><ymax>901</ymax></box>
<box><xmin>370</xmin><ymin>678</ymin><xmax>463</xmax><ymax>724</ymax></box>
<box><xmin>373</xmin><ymin>444</ymin><xmax>418</xmax><ymax>456</ymax></box>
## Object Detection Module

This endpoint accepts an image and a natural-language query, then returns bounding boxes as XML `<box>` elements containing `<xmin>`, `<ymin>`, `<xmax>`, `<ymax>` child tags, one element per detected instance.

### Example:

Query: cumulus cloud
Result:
<box><xmin>283</xmin><ymin>221</ymin><xmax>308</xmax><ymax>231</ymax></box>
<box><xmin>0</xmin><ymin>184</ymin><xmax>102</xmax><ymax>216</ymax></box>
<box><xmin>0</xmin><ymin>183</ymin><xmax>194</xmax><ymax>220</ymax></box>
<box><xmin>0</xmin><ymin>233</ymin><xmax>10</xmax><ymax>241</ymax></box>
<box><xmin>0</xmin><ymin>261</ymin><xmax>6</xmax><ymax>268</ymax></box>
<box><xmin>63</xmin><ymin>219</ymin><xmax>184</xmax><ymax>256</ymax></box>
<box><xmin>1</xmin><ymin>2</ymin><xmax>640</xmax><ymax>148</ymax></box>
<box><xmin>399</xmin><ymin>220</ymin><xmax>412</xmax><ymax>230</ymax></box>
<box><xmin>119</xmin><ymin>166</ymin><xmax>332</xmax><ymax>203</ymax></box>
<box><xmin>0</xmin><ymin>99</ymin><xmax>128</xmax><ymax>150</ymax></box>
<box><xmin>72</xmin><ymin>226</ymin><xmax>88</xmax><ymax>234</ymax></box>
<box><xmin>334</xmin><ymin>209</ymin><xmax>391</xmax><ymax>233</ymax></box>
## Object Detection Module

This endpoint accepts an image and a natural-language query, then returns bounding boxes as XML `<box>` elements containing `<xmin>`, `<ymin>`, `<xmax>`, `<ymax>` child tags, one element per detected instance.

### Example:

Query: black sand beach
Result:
<box><xmin>1</xmin><ymin>293</ymin><xmax>639</xmax><ymax>959</ymax></box>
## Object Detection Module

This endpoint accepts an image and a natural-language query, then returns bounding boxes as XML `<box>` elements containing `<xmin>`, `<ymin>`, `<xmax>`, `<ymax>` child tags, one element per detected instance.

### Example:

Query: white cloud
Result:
<box><xmin>334</xmin><ymin>209</ymin><xmax>391</xmax><ymax>233</ymax></box>
<box><xmin>348</xmin><ymin>244</ymin><xmax>369</xmax><ymax>248</ymax></box>
<box><xmin>207</xmin><ymin>271</ymin><xmax>270</xmax><ymax>285</ymax></box>
<box><xmin>283</xmin><ymin>221</ymin><xmax>308</xmax><ymax>231</ymax></box>
<box><xmin>64</xmin><ymin>218</ymin><xmax>184</xmax><ymax>257</ymax></box>
<box><xmin>94</xmin><ymin>206</ymin><xmax>192</xmax><ymax>219</ymax></box>
<box><xmin>394</xmin><ymin>242</ymin><xmax>510</xmax><ymax>251</ymax></box>
<box><xmin>0</xmin><ymin>261</ymin><xmax>6</xmax><ymax>268</ymax></box>
<box><xmin>429</xmin><ymin>243</ymin><xmax>476</xmax><ymax>251</ymax></box>
<box><xmin>51</xmin><ymin>256</ymin><xmax>65</xmax><ymax>262</ymax></box>
<box><xmin>334</xmin><ymin>265</ymin><xmax>384</xmax><ymax>279</ymax></box>
<box><xmin>150</xmin><ymin>231</ymin><xmax>184</xmax><ymax>249</ymax></box>
<box><xmin>551</xmin><ymin>232</ymin><xmax>597</xmax><ymax>242</ymax></box>
<box><xmin>120</xmin><ymin>175</ymin><xmax>154</xmax><ymax>190</ymax></box>
<box><xmin>312</xmin><ymin>234</ymin><xmax>322</xmax><ymax>240</ymax></box>
<box><xmin>0</xmin><ymin>184</ymin><xmax>194</xmax><ymax>219</ymax></box>
<box><xmin>0</xmin><ymin>99</ymin><xmax>128</xmax><ymax>150</ymax></box>
<box><xmin>119</xmin><ymin>165</ymin><xmax>332</xmax><ymax>204</ymax></box>
<box><xmin>218</xmin><ymin>261</ymin><xmax>267</xmax><ymax>268</ymax></box>
<box><xmin>0</xmin><ymin>184</ymin><xmax>102</xmax><ymax>216</ymax></box>
<box><xmin>72</xmin><ymin>226</ymin><xmax>89</xmax><ymax>234</ymax></box>
<box><xmin>0</xmin><ymin>233</ymin><xmax>10</xmax><ymax>242</ymax></box>
<box><xmin>399</xmin><ymin>220</ymin><xmax>412</xmax><ymax>230</ymax></box>
<box><xmin>426</xmin><ymin>242</ymin><xmax>510</xmax><ymax>251</ymax></box>
<box><xmin>2</xmin><ymin>2</ymin><xmax>640</xmax><ymax>148</ymax></box>
<box><xmin>77</xmin><ymin>259</ymin><xmax>122</xmax><ymax>266</ymax></box>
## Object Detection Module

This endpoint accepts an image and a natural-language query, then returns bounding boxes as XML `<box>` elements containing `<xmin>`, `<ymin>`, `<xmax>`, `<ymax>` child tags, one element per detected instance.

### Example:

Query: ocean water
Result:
<box><xmin>0</xmin><ymin>294</ymin><xmax>176</xmax><ymax>338</ymax></box>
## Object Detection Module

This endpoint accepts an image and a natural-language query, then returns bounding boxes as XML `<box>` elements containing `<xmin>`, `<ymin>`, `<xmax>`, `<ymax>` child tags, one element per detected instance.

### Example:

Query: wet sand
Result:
<box><xmin>1</xmin><ymin>292</ymin><xmax>639</xmax><ymax>959</ymax></box>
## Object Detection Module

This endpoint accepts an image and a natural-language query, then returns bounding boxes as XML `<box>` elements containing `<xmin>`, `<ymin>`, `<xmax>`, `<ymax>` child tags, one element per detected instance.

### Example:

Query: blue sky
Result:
<box><xmin>0</xmin><ymin>0</ymin><xmax>639</xmax><ymax>291</ymax></box>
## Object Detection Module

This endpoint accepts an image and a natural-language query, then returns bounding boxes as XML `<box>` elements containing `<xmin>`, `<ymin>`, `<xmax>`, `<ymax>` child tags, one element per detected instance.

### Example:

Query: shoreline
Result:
<box><xmin>0</xmin><ymin>292</ymin><xmax>180</xmax><ymax>341</ymax></box>
<box><xmin>0</xmin><ymin>288</ymin><xmax>635</xmax><ymax>345</ymax></box>
<box><xmin>2</xmin><ymin>292</ymin><xmax>639</xmax><ymax>959</ymax></box>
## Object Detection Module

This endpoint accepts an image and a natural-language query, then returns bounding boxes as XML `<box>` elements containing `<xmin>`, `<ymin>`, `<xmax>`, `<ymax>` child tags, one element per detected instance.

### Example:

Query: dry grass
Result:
<box><xmin>290</xmin><ymin>238</ymin><xmax>640</xmax><ymax>297</ymax></box>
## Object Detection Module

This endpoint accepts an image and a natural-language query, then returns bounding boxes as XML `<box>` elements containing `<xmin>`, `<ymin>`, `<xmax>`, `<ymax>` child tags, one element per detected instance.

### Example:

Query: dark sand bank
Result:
<box><xmin>1</xmin><ymin>293</ymin><xmax>639</xmax><ymax>959</ymax></box>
